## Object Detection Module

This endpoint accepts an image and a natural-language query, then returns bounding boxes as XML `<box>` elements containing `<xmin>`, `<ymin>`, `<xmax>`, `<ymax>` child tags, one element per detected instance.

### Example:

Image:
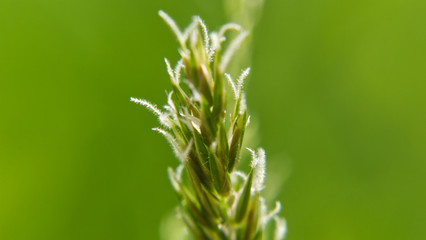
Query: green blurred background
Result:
<box><xmin>1</xmin><ymin>0</ymin><xmax>425</xmax><ymax>239</ymax></box>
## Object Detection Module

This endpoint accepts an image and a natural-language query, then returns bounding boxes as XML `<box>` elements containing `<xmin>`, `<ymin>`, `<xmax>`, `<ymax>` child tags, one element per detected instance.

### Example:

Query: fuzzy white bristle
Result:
<box><xmin>247</xmin><ymin>148</ymin><xmax>266</xmax><ymax>192</ymax></box>
<box><xmin>253</xmin><ymin>148</ymin><xmax>266</xmax><ymax>192</ymax></box>
<box><xmin>131</xmin><ymin>97</ymin><xmax>173</xmax><ymax>128</ymax></box>
<box><xmin>164</xmin><ymin>58</ymin><xmax>177</xmax><ymax>84</ymax></box>
<box><xmin>158</xmin><ymin>10</ymin><xmax>185</xmax><ymax>47</ymax></box>
<box><xmin>219</xmin><ymin>23</ymin><xmax>242</xmax><ymax>39</ymax></box>
<box><xmin>237</xmin><ymin>67</ymin><xmax>250</xmax><ymax>93</ymax></box>
<box><xmin>130</xmin><ymin>97</ymin><xmax>161</xmax><ymax>116</ymax></box>
<box><xmin>197</xmin><ymin>17</ymin><xmax>211</xmax><ymax>58</ymax></box>
<box><xmin>174</xmin><ymin>59</ymin><xmax>184</xmax><ymax>83</ymax></box>
<box><xmin>225</xmin><ymin>73</ymin><xmax>238</xmax><ymax>99</ymax></box>
<box><xmin>153</xmin><ymin>128</ymin><xmax>184</xmax><ymax>162</ymax></box>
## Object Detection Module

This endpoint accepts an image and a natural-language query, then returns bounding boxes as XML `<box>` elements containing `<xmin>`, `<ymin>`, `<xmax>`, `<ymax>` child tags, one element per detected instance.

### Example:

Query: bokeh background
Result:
<box><xmin>1</xmin><ymin>0</ymin><xmax>426</xmax><ymax>239</ymax></box>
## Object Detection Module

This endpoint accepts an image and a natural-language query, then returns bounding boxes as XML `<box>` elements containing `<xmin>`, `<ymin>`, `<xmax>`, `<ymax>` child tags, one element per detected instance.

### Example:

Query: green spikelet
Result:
<box><xmin>132</xmin><ymin>10</ymin><xmax>286</xmax><ymax>240</ymax></box>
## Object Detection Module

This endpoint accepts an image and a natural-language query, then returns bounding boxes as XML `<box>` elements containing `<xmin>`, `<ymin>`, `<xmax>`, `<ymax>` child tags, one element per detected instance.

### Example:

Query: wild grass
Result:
<box><xmin>132</xmin><ymin>10</ymin><xmax>285</xmax><ymax>240</ymax></box>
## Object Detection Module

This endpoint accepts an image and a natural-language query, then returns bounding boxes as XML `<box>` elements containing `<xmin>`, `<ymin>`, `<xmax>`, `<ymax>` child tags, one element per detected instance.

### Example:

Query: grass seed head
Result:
<box><xmin>132</xmin><ymin>10</ymin><xmax>285</xmax><ymax>240</ymax></box>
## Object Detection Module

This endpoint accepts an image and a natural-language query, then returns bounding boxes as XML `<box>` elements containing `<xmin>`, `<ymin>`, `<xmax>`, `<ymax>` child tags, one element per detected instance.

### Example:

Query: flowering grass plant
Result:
<box><xmin>132</xmin><ymin>11</ymin><xmax>285</xmax><ymax>240</ymax></box>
